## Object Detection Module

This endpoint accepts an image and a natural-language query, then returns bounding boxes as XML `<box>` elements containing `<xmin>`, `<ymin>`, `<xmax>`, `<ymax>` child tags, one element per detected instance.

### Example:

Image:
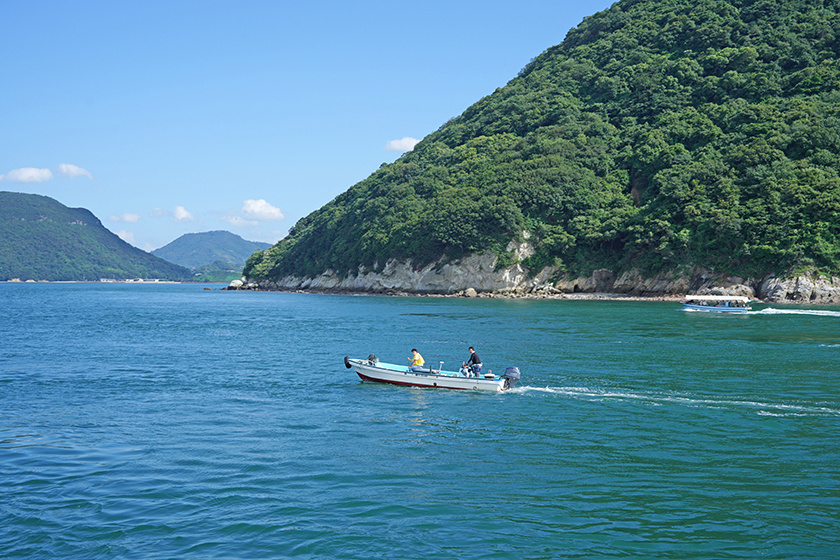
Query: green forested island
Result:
<box><xmin>0</xmin><ymin>192</ymin><xmax>191</xmax><ymax>281</ymax></box>
<box><xmin>244</xmin><ymin>0</ymin><xmax>840</xmax><ymax>294</ymax></box>
<box><xmin>152</xmin><ymin>231</ymin><xmax>271</xmax><ymax>281</ymax></box>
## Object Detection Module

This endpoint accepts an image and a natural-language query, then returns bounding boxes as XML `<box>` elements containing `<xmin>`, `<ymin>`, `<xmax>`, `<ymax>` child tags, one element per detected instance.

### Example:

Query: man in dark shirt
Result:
<box><xmin>466</xmin><ymin>346</ymin><xmax>482</xmax><ymax>376</ymax></box>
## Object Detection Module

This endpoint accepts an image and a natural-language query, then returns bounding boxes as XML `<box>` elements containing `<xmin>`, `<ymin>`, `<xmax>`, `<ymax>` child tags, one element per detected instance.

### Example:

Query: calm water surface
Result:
<box><xmin>1</xmin><ymin>283</ymin><xmax>839</xmax><ymax>558</ymax></box>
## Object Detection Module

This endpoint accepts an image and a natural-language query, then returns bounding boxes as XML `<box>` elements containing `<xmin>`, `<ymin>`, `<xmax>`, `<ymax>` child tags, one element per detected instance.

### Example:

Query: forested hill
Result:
<box><xmin>0</xmin><ymin>192</ymin><xmax>191</xmax><ymax>281</ymax></box>
<box><xmin>245</xmin><ymin>0</ymin><xmax>840</xmax><ymax>285</ymax></box>
<box><xmin>152</xmin><ymin>231</ymin><xmax>271</xmax><ymax>269</ymax></box>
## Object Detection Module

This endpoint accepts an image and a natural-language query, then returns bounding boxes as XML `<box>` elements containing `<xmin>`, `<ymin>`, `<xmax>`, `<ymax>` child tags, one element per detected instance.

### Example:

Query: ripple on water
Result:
<box><xmin>2</xmin><ymin>285</ymin><xmax>839</xmax><ymax>559</ymax></box>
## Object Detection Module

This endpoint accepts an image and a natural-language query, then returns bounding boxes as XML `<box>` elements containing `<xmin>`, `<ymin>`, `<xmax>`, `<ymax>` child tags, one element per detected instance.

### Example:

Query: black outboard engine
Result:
<box><xmin>502</xmin><ymin>367</ymin><xmax>521</xmax><ymax>390</ymax></box>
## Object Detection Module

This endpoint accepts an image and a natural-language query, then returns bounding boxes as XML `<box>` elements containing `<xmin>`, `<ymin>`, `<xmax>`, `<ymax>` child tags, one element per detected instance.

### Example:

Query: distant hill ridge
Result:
<box><xmin>244</xmin><ymin>0</ymin><xmax>840</xmax><ymax>297</ymax></box>
<box><xmin>0</xmin><ymin>191</ymin><xmax>191</xmax><ymax>281</ymax></box>
<box><xmin>152</xmin><ymin>231</ymin><xmax>271</xmax><ymax>269</ymax></box>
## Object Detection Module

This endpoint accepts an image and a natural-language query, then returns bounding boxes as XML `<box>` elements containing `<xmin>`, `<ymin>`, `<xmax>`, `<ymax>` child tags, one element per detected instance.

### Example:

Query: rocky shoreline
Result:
<box><xmin>228</xmin><ymin>250</ymin><xmax>840</xmax><ymax>304</ymax></box>
<box><xmin>224</xmin><ymin>284</ymin><xmax>840</xmax><ymax>304</ymax></box>
<box><xmin>230</xmin><ymin>286</ymin><xmax>693</xmax><ymax>303</ymax></box>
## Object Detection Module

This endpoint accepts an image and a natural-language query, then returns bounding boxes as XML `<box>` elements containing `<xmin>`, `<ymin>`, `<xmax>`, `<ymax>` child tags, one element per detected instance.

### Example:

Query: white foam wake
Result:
<box><xmin>750</xmin><ymin>308</ymin><xmax>840</xmax><ymax>318</ymax></box>
<box><xmin>512</xmin><ymin>386</ymin><xmax>840</xmax><ymax>416</ymax></box>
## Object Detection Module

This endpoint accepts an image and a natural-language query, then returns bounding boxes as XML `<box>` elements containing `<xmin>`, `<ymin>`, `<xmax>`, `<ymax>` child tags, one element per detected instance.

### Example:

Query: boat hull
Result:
<box><xmin>348</xmin><ymin>359</ymin><xmax>508</xmax><ymax>392</ymax></box>
<box><xmin>682</xmin><ymin>303</ymin><xmax>751</xmax><ymax>313</ymax></box>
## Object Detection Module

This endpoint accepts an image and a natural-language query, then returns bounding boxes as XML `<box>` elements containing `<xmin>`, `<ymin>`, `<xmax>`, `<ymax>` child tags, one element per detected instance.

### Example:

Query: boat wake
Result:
<box><xmin>750</xmin><ymin>308</ymin><xmax>840</xmax><ymax>318</ymax></box>
<box><xmin>511</xmin><ymin>386</ymin><xmax>840</xmax><ymax>417</ymax></box>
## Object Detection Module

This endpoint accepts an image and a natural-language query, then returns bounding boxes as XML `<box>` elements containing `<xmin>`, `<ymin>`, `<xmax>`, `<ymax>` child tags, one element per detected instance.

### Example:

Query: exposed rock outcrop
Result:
<box><xmin>759</xmin><ymin>275</ymin><xmax>840</xmax><ymax>302</ymax></box>
<box><xmin>235</xmin><ymin>247</ymin><xmax>840</xmax><ymax>304</ymax></box>
<box><xmin>255</xmin><ymin>252</ymin><xmax>540</xmax><ymax>294</ymax></box>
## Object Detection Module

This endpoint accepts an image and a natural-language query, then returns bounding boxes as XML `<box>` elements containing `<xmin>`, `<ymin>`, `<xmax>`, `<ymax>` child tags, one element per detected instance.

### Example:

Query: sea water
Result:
<box><xmin>1</xmin><ymin>283</ymin><xmax>839</xmax><ymax>559</ymax></box>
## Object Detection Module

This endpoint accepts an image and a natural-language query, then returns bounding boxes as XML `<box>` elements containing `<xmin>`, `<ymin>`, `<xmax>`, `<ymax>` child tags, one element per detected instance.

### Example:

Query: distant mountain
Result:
<box><xmin>0</xmin><ymin>191</ymin><xmax>191</xmax><ymax>281</ymax></box>
<box><xmin>152</xmin><ymin>230</ymin><xmax>271</xmax><ymax>269</ymax></box>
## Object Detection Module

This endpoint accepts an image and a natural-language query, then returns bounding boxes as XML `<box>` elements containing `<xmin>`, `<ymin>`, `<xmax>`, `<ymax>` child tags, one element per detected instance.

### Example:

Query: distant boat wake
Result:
<box><xmin>510</xmin><ymin>386</ymin><xmax>840</xmax><ymax>417</ymax></box>
<box><xmin>749</xmin><ymin>308</ymin><xmax>840</xmax><ymax>318</ymax></box>
<box><xmin>681</xmin><ymin>307</ymin><xmax>840</xmax><ymax>317</ymax></box>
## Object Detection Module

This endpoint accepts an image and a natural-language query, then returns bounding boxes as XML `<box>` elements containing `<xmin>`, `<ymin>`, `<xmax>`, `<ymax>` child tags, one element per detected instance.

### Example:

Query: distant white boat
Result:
<box><xmin>682</xmin><ymin>295</ymin><xmax>751</xmax><ymax>313</ymax></box>
<box><xmin>344</xmin><ymin>356</ymin><xmax>521</xmax><ymax>392</ymax></box>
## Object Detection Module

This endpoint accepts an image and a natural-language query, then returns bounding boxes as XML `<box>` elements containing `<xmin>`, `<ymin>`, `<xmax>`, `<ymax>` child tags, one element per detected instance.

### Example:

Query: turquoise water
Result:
<box><xmin>1</xmin><ymin>283</ymin><xmax>839</xmax><ymax>559</ymax></box>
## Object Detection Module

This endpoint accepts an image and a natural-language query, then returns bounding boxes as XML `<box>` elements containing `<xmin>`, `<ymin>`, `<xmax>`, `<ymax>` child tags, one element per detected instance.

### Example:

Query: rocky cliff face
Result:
<box><xmin>237</xmin><ymin>243</ymin><xmax>840</xmax><ymax>303</ymax></box>
<box><xmin>758</xmin><ymin>275</ymin><xmax>840</xmax><ymax>303</ymax></box>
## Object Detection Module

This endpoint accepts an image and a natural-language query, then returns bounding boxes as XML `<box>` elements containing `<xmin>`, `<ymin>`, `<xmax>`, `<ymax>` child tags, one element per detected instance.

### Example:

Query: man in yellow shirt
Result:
<box><xmin>408</xmin><ymin>348</ymin><xmax>425</xmax><ymax>372</ymax></box>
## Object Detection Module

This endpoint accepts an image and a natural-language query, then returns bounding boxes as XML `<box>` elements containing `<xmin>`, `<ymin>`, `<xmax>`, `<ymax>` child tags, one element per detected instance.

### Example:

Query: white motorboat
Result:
<box><xmin>344</xmin><ymin>356</ymin><xmax>521</xmax><ymax>392</ymax></box>
<box><xmin>682</xmin><ymin>295</ymin><xmax>752</xmax><ymax>312</ymax></box>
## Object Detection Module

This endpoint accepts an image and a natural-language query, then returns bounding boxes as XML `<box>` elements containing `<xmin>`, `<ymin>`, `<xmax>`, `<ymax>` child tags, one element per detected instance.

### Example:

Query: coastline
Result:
<box><xmin>2</xmin><ymin>279</ymin><xmax>183</xmax><ymax>284</ymax></box>
<box><xmin>229</xmin><ymin>252</ymin><xmax>840</xmax><ymax>305</ymax></box>
<box><xmin>6</xmin><ymin>278</ymin><xmax>837</xmax><ymax>305</ymax></box>
<box><xmin>223</xmin><ymin>284</ymin><xmax>710</xmax><ymax>303</ymax></box>
<box><xmin>224</xmin><ymin>281</ymin><xmax>840</xmax><ymax>306</ymax></box>
<box><xmin>232</xmin><ymin>252</ymin><xmax>840</xmax><ymax>305</ymax></box>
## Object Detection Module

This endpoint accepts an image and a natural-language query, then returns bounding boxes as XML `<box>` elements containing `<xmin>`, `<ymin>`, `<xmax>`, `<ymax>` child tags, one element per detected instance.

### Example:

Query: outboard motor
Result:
<box><xmin>502</xmin><ymin>367</ymin><xmax>521</xmax><ymax>390</ymax></box>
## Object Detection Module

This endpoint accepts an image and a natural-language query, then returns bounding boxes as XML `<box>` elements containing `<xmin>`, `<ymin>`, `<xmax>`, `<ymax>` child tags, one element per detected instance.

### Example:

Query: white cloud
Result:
<box><xmin>174</xmin><ymin>206</ymin><xmax>195</xmax><ymax>222</ymax></box>
<box><xmin>109</xmin><ymin>213</ymin><xmax>140</xmax><ymax>223</ymax></box>
<box><xmin>222</xmin><ymin>215</ymin><xmax>258</xmax><ymax>227</ymax></box>
<box><xmin>149</xmin><ymin>207</ymin><xmax>196</xmax><ymax>223</ymax></box>
<box><xmin>385</xmin><ymin>137</ymin><xmax>420</xmax><ymax>152</ymax></box>
<box><xmin>242</xmin><ymin>199</ymin><xmax>284</xmax><ymax>221</ymax></box>
<box><xmin>116</xmin><ymin>230</ymin><xmax>135</xmax><ymax>244</ymax></box>
<box><xmin>57</xmin><ymin>163</ymin><xmax>93</xmax><ymax>179</ymax></box>
<box><xmin>1</xmin><ymin>167</ymin><xmax>54</xmax><ymax>183</ymax></box>
<box><xmin>1</xmin><ymin>163</ymin><xmax>92</xmax><ymax>182</ymax></box>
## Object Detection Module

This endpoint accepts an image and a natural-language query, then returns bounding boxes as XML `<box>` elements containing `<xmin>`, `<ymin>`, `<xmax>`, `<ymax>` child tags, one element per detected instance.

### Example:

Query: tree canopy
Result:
<box><xmin>246</xmin><ymin>0</ymin><xmax>840</xmax><ymax>284</ymax></box>
<box><xmin>0</xmin><ymin>192</ymin><xmax>191</xmax><ymax>281</ymax></box>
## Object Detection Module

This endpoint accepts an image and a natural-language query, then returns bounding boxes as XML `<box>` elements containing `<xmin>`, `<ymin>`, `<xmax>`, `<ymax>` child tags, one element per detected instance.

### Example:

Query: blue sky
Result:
<box><xmin>2</xmin><ymin>0</ymin><xmax>615</xmax><ymax>251</ymax></box>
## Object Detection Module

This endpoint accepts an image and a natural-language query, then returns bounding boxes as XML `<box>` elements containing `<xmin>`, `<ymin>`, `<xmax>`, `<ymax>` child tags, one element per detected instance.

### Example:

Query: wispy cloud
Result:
<box><xmin>0</xmin><ymin>167</ymin><xmax>54</xmax><ymax>183</ymax></box>
<box><xmin>385</xmin><ymin>137</ymin><xmax>420</xmax><ymax>152</ymax></box>
<box><xmin>222</xmin><ymin>215</ymin><xmax>259</xmax><ymax>228</ymax></box>
<box><xmin>242</xmin><ymin>199</ymin><xmax>284</xmax><ymax>221</ymax></box>
<box><xmin>0</xmin><ymin>164</ymin><xmax>93</xmax><ymax>182</ymax></box>
<box><xmin>116</xmin><ymin>230</ymin><xmax>135</xmax><ymax>244</ymax></box>
<box><xmin>174</xmin><ymin>206</ymin><xmax>195</xmax><ymax>222</ymax></box>
<box><xmin>110</xmin><ymin>213</ymin><xmax>141</xmax><ymax>223</ymax></box>
<box><xmin>149</xmin><ymin>206</ymin><xmax>197</xmax><ymax>223</ymax></box>
<box><xmin>57</xmin><ymin>163</ymin><xmax>93</xmax><ymax>179</ymax></box>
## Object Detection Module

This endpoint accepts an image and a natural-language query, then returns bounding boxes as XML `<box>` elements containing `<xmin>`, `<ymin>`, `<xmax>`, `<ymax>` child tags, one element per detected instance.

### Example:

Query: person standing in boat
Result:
<box><xmin>408</xmin><ymin>348</ymin><xmax>425</xmax><ymax>372</ymax></box>
<box><xmin>465</xmin><ymin>346</ymin><xmax>482</xmax><ymax>376</ymax></box>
